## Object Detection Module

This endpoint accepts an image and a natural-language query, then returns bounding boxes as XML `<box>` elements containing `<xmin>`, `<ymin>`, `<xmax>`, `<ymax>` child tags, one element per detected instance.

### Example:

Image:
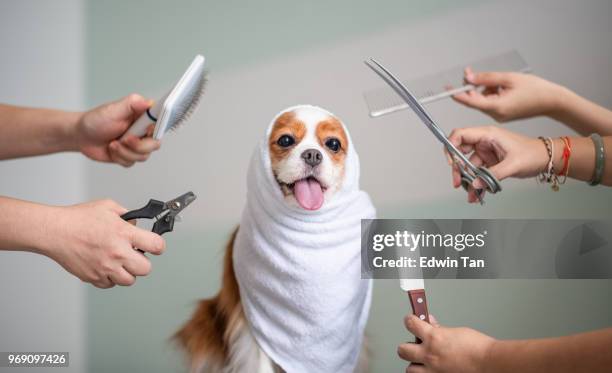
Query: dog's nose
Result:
<box><xmin>301</xmin><ymin>148</ymin><xmax>322</xmax><ymax>167</ymax></box>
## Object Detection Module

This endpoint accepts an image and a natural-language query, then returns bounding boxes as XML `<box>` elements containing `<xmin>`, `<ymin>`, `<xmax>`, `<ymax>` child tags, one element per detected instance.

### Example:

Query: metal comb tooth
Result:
<box><xmin>363</xmin><ymin>50</ymin><xmax>530</xmax><ymax>118</ymax></box>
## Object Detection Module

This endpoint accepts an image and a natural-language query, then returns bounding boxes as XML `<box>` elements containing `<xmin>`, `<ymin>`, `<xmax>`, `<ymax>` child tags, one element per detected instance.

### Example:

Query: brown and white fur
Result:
<box><xmin>174</xmin><ymin>107</ymin><xmax>368</xmax><ymax>372</ymax></box>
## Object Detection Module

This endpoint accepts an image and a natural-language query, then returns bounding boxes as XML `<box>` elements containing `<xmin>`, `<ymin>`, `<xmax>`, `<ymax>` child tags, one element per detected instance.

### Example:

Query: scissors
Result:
<box><xmin>121</xmin><ymin>191</ymin><xmax>197</xmax><ymax>237</ymax></box>
<box><xmin>364</xmin><ymin>58</ymin><xmax>502</xmax><ymax>204</ymax></box>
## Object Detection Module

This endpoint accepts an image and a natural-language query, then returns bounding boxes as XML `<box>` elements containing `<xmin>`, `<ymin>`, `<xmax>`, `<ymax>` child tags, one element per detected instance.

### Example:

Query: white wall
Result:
<box><xmin>0</xmin><ymin>1</ymin><xmax>86</xmax><ymax>372</ymax></box>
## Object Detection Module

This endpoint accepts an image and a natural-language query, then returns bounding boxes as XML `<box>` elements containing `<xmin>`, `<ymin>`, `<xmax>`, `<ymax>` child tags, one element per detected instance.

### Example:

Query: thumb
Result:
<box><xmin>116</xmin><ymin>93</ymin><xmax>151</xmax><ymax>119</ymax></box>
<box><xmin>467</xmin><ymin>71</ymin><xmax>512</xmax><ymax>87</ymax></box>
<box><xmin>472</xmin><ymin>161</ymin><xmax>514</xmax><ymax>189</ymax></box>
<box><xmin>129</xmin><ymin>226</ymin><xmax>166</xmax><ymax>255</ymax></box>
<box><xmin>429</xmin><ymin>314</ymin><xmax>440</xmax><ymax>327</ymax></box>
<box><xmin>404</xmin><ymin>314</ymin><xmax>433</xmax><ymax>340</ymax></box>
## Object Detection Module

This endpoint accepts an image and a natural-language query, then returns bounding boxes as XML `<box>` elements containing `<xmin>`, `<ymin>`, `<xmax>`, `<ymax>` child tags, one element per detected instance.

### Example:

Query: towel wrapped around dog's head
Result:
<box><xmin>233</xmin><ymin>105</ymin><xmax>376</xmax><ymax>372</ymax></box>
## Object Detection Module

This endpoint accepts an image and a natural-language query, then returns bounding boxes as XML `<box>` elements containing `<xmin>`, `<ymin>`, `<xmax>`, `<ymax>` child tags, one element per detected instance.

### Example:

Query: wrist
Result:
<box><xmin>3</xmin><ymin>199</ymin><xmax>63</xmax><ymax>257</ymax></box>
<box><xmin>547</xmin><ymin>85</ymin><xmax>577</xmax><ymax>120</ymax></box>
<box><xmin>478</xmin><ymin>337</ymin><xmax>498</xmax><ymax>373</ymax></box>
<box><xmin>30</xmin><ymin>205</ymin><xmax>69</xmax><ymax>258</ymax></box>
<box><xmin>61</xmin><ymin>111</ymin><xmax>84</xmax><ymax>152</ymax></box>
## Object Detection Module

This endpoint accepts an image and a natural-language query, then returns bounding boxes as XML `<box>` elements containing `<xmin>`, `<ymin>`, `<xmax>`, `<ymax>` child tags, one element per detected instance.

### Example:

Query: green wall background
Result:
<box><xmin>85</xmin><ymin>1</ymin><xmax>612</xmax><ymax>372</ymax></box>
<box><xmin>85</xmin><ymin>0</ymin><xmax>480</xmax><ymax>103</ymax></box>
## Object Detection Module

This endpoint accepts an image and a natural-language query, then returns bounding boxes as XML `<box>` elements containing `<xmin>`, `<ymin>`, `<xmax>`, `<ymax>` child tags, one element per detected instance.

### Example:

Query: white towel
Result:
<box><xmin>233</xmin><ymin>105</ymin><xmax>376</xmax><ymax>373</ymax></box>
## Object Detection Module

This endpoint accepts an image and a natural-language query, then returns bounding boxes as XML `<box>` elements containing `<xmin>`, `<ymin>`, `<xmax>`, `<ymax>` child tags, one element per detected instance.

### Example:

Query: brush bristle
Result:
<box><xmin>167</xmin><ymin>70</ymin><xmax>208</xmax><ymax>133</ymax></box>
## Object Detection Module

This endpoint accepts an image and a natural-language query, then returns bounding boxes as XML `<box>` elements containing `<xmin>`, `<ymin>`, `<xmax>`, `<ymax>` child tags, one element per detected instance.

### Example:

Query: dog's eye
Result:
<box><xmin>277</xmin><ymin>135</ymin><xmax>295</xmax><ymax>148</ymax></box>
<box><xmin>325</xmin><ymin>138</ymin><xmax>341</xmax><ymax>152</ymax></box>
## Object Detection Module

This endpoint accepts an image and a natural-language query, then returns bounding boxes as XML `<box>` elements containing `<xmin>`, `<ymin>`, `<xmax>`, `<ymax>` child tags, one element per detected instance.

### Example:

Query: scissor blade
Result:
<box><xmin>364</xmin><ymin>59</ymin><xmax>444</xmax><ymax>141</ymax></box>
<box><xmin>166</xmin><ymin>191</ymin><xmax>197</xmax><ymax>216</ymax></box>
<box><xmin>364</xmin><ymin>58</ymin><xmax>473</xmax><ymax>166</ymax></box>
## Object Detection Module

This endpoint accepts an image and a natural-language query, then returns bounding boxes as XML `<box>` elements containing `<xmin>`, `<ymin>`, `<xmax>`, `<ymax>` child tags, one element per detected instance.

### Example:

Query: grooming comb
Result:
<box><xmin>122</xmin><ymin>54</ymin><xmax>207</xmax><ymax>140</ymax></box>
<box><xmin>363</xmin><ymin>50</ymin><xmax>530</xmax><ymax>118</ymax></box>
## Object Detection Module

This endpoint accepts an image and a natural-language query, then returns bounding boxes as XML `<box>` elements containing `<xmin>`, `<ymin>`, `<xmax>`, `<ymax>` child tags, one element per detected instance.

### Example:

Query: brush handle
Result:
<box><xmin>120</xmin><ymin>101</ymin><xmax>162</xmax><ymax>139</ymax></box>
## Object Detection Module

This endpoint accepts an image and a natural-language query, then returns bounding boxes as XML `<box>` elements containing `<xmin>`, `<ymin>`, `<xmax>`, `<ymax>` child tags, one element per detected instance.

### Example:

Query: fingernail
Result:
<box><xmin>109</xmin><ymin>141</ymin><xmax>117</xmax><ymax>149</ymax></box>
<box><xmin>472</xmin><ymin>179</ymin><xmax>483</xmax><ymax>189</ymax></box>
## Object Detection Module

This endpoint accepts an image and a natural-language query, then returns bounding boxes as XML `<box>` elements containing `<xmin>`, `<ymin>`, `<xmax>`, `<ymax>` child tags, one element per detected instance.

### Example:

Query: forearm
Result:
<box><xmin>550</xmin><ymin>88</ymin><xmax>612</xmax><ymax>136</ymax></box>
<box><xmin>0</xmin><ymin>196</ymin><xmax>57</xmax><ymax>256</ymax></box>
<box><xmin>486</xmin><ymin>328</ymin><xmax>612</xmax><ymax>373</ymax></box>
<box><xmin>549</xmin><ymin>136</ymin><xmax>612</xmax><ymax>186</ymax></box>
<box><xmin>0</xmin><ymin>104</ymin><xmax>81</xmax><ymax>159</ymax></box>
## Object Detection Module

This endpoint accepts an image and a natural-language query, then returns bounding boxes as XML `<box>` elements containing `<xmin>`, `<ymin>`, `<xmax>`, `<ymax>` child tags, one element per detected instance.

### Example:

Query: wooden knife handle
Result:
<box><xmin>408</xmin><ymin>289</ymin><xmax>430</xmax><ymax>344</ymax></box>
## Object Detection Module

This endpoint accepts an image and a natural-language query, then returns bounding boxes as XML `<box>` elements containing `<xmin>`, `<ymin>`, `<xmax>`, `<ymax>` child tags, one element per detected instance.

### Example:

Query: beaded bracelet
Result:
<box><xmin>537</xmin><ymin>136</ymin><xmax>559</xmax><ymax>191</ymax></box>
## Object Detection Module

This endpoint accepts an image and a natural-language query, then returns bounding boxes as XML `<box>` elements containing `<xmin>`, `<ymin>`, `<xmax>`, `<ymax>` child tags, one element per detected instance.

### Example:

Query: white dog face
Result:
<box><xmin>268</xmin><ymin>107</ymin><xmax>348</xmax><ymax>210</ymax></box>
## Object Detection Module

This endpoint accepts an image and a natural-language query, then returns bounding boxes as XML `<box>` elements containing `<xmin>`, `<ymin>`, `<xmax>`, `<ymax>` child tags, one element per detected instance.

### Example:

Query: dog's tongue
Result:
<box><xmin>294</xmin><ymin>178</ymin><xmax>324</xmax><ymax>210</ymax></box>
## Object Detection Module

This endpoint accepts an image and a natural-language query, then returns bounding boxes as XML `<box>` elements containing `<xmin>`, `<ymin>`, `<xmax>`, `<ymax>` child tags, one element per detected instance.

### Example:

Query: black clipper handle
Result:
<box><xmin>121</xmin><ymin>199</ymin><xmax>171</xmax><ymax>254</ymax></box>
<box><xmin>151</xmin><ymin>215</ymin><xmax>175</xmax><ymax>236</ymax></box>
<box><xmin>121</xmin><ymin>199</ymin><xmax>165</xmax><ymax>221</ymax></box>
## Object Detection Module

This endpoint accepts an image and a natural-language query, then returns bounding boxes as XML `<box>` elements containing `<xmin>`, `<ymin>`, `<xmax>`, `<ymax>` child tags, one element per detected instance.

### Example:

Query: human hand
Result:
<box><xmin>446</xmin><ymin>126</ymin><xmax>549</xmax><ymax>203</ymax></box>
<box><xmin>452</xmin><ymin>67</ymin><xmax>567</xmax><ymax>122</ymax></box>
<box><xmin>398</xmin><ymin>314</ymin><xmax>495</xmax><ymax>373</ymax></box>
<box><xmin>42</xmin><ymin>199</ymin><xmax>166</xmax><ymax>288</ymax></box>
<box><xmin>75</xmin><ymin>94</ymin><xmax>161</xmax><ymax>167</ymax></box>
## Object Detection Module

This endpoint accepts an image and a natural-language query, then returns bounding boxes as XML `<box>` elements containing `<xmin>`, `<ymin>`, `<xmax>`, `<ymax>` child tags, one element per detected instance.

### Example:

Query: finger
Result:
<box><xmin>397</xmin><ymin>343</ymin><xmax>425</xmax><ymax>364</ymax></box>
<box><xmin>452</xmin><ymin>162</ymin><xmax>461</xmax><ymax>189</ymax></box>
<box><xmin>472</xmin><ymin>161</ymin><xmax>514</xmax><ymax>189</ymax></box>
<box><xmin>100</xmin><ymin>199</ymin><xmax>128</xmax><ymax>215</ymax></box>
<box><xmin>448</xmin><ymin>127</ymin><xmax>494</xmax><ymax>148</ymax></box>
<box><xmin>464</xmin><ymin>66</ymin><xmax>475</xmax><ymax>83</ymax></box>
<box><xmin>467</xmin><ymin>155</ymin><xmax>485</xmax><ymax>199</ymax></box>
<box><xmin>452</xmin><ymin>90</ymin><xmax>496</xmax><ymax>111</ymax></box>
<box><xmin>459</xmin><ymin>143</ymin><xmax>474</xmax><ymax>154</ymax></box>
<box><xmin>129</xmin><ymin>226</ymin><xmax>166</xmax><ymax>255</ymax></box>
<box><xmin>122</xmin><ymin>251</ymin><xmax>152</xmax><ymax>277</ymax></box>
<box><xmin>463</xmin><ymin>154</ymin><xmax>485</xmax><ymax>203</ymax></box>
<box><xmin>146</xmin><ymin>123</ymin><xmax>155</xmax><ymax>137</ymax></box>
<box><xmin>404</xmin><ymin>314</ymin><xmax>433</xmax><ymax>340</ymax></box>
<box><xmin>121</xmin><ymin>135</ymin><xmax>161</xmax><ymax>155</ymax></box>
<box><xmin>108</xmin><ymin>142</ymin><xmax>135</xmax><ymax>167</ymax></box>
<box><xmin>406</xmin><ymin>363</ymin><xmax>427</xmax><ymax>373</ymax></box>
<box><xmin>467</xmin><ymin>71</ymin><xmax>513</xmax><ymax>87</ymax></box>
<box><xmin>429</xmin><ymin>314</ymin><xmax>440</xmax><ymax>327</ymax></box>
<box><xmin>109</xmin><ymin>140</ymin><xmax>149</xmax><ymax>162</ymax></box>
<box><xmin>92</xmin><ymin>277</ymin><xmax>115</xmax><ymax>289</ymax></box>
<box><xmin>467</xmin><ymin>186</ymin><xmax>485</xmax><ymax>203</ymax></box>
<box><xmin>108</xmin><ymin>267</ymin><xmax>136</xmax><ymax>286</ymax></box>
<box><xmin>443</xmin><ymin>147</ymin><xmax>452</xmax><ymax>165</ymax></box>
<box><xmin>482</xmin><ymin>86</ymin><xmax>501</xmax><ymax>96</ymax></box>
<box><xmin>469</xmin><ymin>152</ymin><xmax>484</xmax><ymax>167</ymax></box>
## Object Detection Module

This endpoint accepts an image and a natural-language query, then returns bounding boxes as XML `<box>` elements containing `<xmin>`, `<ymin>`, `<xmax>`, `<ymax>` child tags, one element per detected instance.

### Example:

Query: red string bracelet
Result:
<box><xmin>558</xmin><ymin>136</ymin><xmax>572</xmax><ymax>179</ymax></box>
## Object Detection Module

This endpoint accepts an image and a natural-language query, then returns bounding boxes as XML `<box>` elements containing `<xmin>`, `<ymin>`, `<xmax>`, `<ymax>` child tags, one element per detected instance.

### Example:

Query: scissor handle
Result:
<box><xmin>476</xmin><ymin>167</ymin><xmax>502</xmax><ymax>193</ymax></box>
<box><xmin>121</xmin><ymin>199</ymin><xmax>165</xmax><ymax>221</ymax></box>
<box><xmin>458</xmin><ymin>167</ymin><xmax>501</xmax><ymax>206</ymax></box>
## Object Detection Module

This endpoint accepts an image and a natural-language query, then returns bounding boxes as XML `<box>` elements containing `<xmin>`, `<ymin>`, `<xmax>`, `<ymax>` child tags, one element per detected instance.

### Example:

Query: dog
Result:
<box><xmin>174</xmin><ymin>105</ymin><xmax>375</xmax><ymax>372</ymax></box>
